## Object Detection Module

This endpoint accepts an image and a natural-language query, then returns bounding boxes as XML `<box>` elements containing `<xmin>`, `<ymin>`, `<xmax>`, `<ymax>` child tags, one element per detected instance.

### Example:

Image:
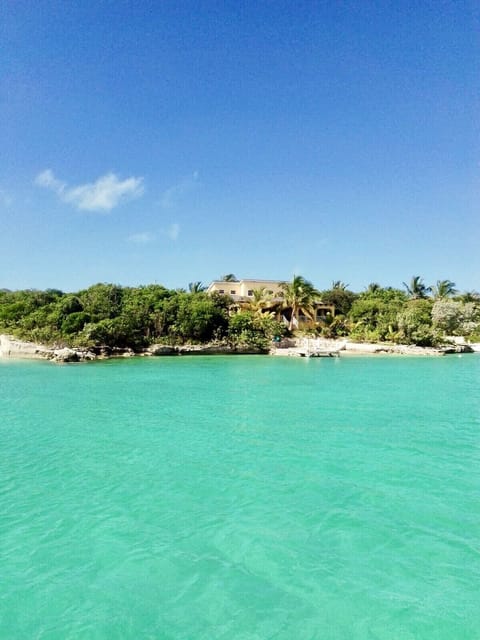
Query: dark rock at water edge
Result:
<box><xmin>441</xmin><ymin>344</ymin><xmax>474</xmax><ymax>354</ymax></box>
<box><xmin>52</xmin><ymin>347</ymin><xmax>96</xmax><ymax>363</ymax></box>
<box><xmin>146</xmin><ymin>343</ymin><xmax>266</xmax><ymax>356</ymax></box>
<box><xmin>146</xmin><ymin>345</ymin><xmax>177</xmax><ymax>356</ymax></box>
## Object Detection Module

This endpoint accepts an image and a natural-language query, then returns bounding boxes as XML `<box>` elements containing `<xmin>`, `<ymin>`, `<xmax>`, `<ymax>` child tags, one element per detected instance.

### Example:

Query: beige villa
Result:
<box><xmin>207</xmin><ymin>278</ymin><xmax>335</xmax><ymax>327</ymax></box>
<box><xmin>207</xmin><ymin>278</ymin><xmax>285</xmax><ymax>300</ymax></box>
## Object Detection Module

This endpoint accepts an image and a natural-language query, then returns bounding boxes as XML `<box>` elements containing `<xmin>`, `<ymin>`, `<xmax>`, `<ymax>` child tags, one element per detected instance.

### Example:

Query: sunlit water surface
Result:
<box><xmin>1</xmin><ymin>355</ymin><xmax>479</xmax><ymax>639</ymax></box>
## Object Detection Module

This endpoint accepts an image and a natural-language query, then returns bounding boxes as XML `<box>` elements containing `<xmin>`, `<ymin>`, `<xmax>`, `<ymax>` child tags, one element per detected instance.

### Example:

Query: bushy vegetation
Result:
<box><xmin>1</xmin><ymin>276</ymin><xmax>479</xmax><ymax>351</ymax></box>
<box><xmin>316</xmin><ymin>278</ymin><xmax>480</xmax><ymax>346</ymax></box>
<box><xmin>0</xmin><ymin>284</ymin><xmax>285</xmax><ymax>351</ymax></box>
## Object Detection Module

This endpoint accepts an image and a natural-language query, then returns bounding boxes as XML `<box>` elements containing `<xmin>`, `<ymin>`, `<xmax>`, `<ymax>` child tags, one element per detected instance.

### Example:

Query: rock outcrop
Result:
<box><xmin>146</xmin><ymin>343</ymin><xmax>266</xmax><ymax>356</ymax></box>
<box><xmin>51</xmin><ymin>347</ymin><xmax>96</xmax><ymax>363</ymax></box>
<box><xmin>0</xmin><ymin>335</ymin><xmax>265</xmax><ymax>362</ymax></box>
<box><xmin>2</xmin><ymin>333</ymin><xmax>473</xmax><ymax>363</ymax></box>
<box><xmin>177</xmin><ymin>344</ymin><xmax>265</xmax><ymax>355</ymax></box>
<box><xmin>146</xmin><ymin>344</ymin><xmax>177</xmax><ymax>356</ymax></box>
<box><xmin>0</xmin><ymin>335</ymin><xmax>96</xmax><ymax>362</ymax></box>
<box><xmin>1</xmin><ymin>334</ymin><xmax>54</xmax><ymax>360</ymax></box>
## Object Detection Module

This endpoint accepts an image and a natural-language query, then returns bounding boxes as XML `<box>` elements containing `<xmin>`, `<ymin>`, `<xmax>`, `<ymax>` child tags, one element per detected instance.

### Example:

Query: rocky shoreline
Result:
<box><xmin>0</xmin><ymin>334</ymin><xmax>476</xmax><ymax>364</ymax></box>
<box><xmin>271</xmin><ymin>338</ymin><xmax>475</xmax><ymax>357</ymax></box>
<box><xmin>0</xmin><ymin>334</ymin><xmax>266</xmax><ymax>362</ymax></box>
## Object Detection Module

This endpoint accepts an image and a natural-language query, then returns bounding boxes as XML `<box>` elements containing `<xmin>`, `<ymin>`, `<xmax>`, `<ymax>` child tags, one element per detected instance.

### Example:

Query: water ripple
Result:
<box><xmin>1</xmin><ymin>356</ymin><xmax>480</xmax><ymax>638</ymax></box>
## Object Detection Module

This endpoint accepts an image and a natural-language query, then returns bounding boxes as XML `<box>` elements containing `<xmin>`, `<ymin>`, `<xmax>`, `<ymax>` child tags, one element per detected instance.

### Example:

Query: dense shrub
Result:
<box><xmin>228</xmin><ymin>311</ymin><xmax>285</xmax><ymax>350</ymax></box>
<box><xmin>348</xmin><ymin>288</ymin><xmax>406</xmax><ymax>342</ymax></box>
<box><xmin>397</xmin><ymin>300</ymin><xmax>438</xmax><ymax>346</ymax></box>
<box><xmin>1</xmin><ymin>280</ymin><xmax>478</xmax><ymax>350</ymax></box>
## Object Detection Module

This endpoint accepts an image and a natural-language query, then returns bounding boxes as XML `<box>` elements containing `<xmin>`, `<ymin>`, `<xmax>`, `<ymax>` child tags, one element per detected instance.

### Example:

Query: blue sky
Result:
<box><xmin>1</xmin><ymin>1</ymin><xmax>478</xmax><ymax>292</ymax></box>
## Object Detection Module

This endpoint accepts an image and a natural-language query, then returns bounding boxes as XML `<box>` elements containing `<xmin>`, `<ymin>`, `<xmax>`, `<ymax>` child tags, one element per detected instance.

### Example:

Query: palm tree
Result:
<box><xmin>245</xmin><ymin>288</ymin><xmax>276</xmax><ymax>316</ymax></box>
<box><xmin>456</xmin><ymin>290</ymin><xmax>480</xmax><ymax>303</ymax></box>
<box><xmin>331</xmin><ymin>280</ymin><xmax>349</xmax><ymax>290</ymax></box>
<box><xmin>188</xmin><ymin>281</ymin><xmax>206</xmax><ymax>293</ymax></box>
<box><xmin>403</xmin><ymin>276</ymin><xmax>431</xmax><ymax>299</ymax></box>
<box><xmin>366</xmin><ymin>282</ymin><xmax>382</xmax><ymax>294</ymax></box>
<box><xmin>281</xmin><ymin>275</ymin><xmax>320</xmax><ymax>331</ymax></box>
<box><xmin>220</xmin><ymin>274</ymin><xmax>238</xmax><ymax>282</ymax></box>
<box><xmin>431</xmin><ymin>280</ymin><xmax>457</xmax><ymax>299</ymax></box>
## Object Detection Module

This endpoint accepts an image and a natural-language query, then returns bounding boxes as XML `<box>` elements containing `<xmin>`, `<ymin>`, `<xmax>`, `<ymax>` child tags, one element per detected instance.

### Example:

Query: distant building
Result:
<box><xmin>207</xmin><ymin>278</ymin><xmax>335</xmax><ymax>326</ymax></box>
<box><xmin>207</xmin><ymin>278</ymin><xmax>284</xmax><ymax>300</ymax></box>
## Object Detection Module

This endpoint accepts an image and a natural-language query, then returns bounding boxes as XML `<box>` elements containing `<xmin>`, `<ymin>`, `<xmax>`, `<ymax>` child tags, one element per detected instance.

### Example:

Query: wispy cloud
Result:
<box><xmin>127</xmin><ymin>231</ymin><xmax>155</xmax><ymax>244</ymax></box>
<box><xmin>65</xmin><ymin>174</ymin><xmax>144</xmax><ymax>211</ymax></box>
<box><xmin>35</xmin><ymin>169</ymin><xmax>66</xmax><ymax>193</ymax></box>
<box><xmin>35</xmin><ymin>169</ymin><xmax>144</xmax><ymax>212</ymax></box>
<box><xmin>161</xmin><ymin>171</ymin><xmax>199</xmax><ymax>209</ymax></box>
<box><xmin>127</xmin><ymin>224</ymin><xmax>179</xmax><ymax>244</ymax></box>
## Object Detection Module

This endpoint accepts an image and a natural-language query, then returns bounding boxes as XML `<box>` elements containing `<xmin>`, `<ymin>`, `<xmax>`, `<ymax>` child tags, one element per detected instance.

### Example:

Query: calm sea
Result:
<box><xmin>1</xmin><ymin>355</ymin><xmax>479</xmax><ymax>639</ymax></box>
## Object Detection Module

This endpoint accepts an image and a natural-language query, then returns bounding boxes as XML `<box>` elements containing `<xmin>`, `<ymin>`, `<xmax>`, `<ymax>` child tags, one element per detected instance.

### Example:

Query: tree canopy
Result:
<box><xmin>403</xmin><ymin>276</ymin><xmax>431</xmax><ymax>299</ymax></box>
<box><xmin>281</xmin><ymin>276</ymin><xmax>320</xmax><ymax>331</ymax></box>
<box><xmin>1</xmin><ymin>275</ymin><xmax>479</xmax><ymax>350</ymax></box>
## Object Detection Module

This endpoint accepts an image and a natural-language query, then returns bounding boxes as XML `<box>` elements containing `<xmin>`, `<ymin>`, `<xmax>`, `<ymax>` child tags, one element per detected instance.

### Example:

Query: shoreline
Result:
<box><xmin>1</xmin><ymin>334</ymin><xmax>476</xmax><ymax>363</ymax></box>
<box><xmin>0</xmin><ymin>334</ymin><xmax>266</xmax><ymax>363</ymax></box>
<box><xmin>270</xmin><ymin>338</ymin><xmax>476</xmax><ymax>358</ymax></box>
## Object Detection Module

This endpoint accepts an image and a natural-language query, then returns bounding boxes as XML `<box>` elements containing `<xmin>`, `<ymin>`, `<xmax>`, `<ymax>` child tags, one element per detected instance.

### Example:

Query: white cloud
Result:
<box><xmin>34</xmin><ymin>169</ymin><xmax>66</xmax><ymax>194</ymax></box>
<box><xmin>65</xmin><ymin>173</ymin><xmax>144</xmax><ymax>211</ymax></box>
<box><xmin>166</xmin><ymin>223</ymin><xmax>180</xmax><ymax>240</ymax></box>
<box><xmin>161</xmin><ymin>171</ymin><xmax>199</xmax><ymax>209</ymax></box>
<box><xmin>128</xmin><ymin>225</ymin><xmax>179</xmax><ymax>244</ymax></box>
<box><xmin>127</xmin><ymin>232</ymin><xmax>155</xmax><ymax>244</ymax></box>
<box><xmin>34</xmin><ymin>169</ymin><xmax>144</xmax><ymax>212</ymax></box>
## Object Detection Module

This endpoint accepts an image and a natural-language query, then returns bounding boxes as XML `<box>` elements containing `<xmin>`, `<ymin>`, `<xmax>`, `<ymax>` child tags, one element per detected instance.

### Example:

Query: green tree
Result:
<box><xmin>456</xmin><ymin>290</ymin><xmax>480</xmax><ymax>303</ymax></box>
<box><xmin>431</xmin><ymin>300</ymin><xmax>463</xmax><ymax>335</ymax></box>
<box><xmin>431</xmin><ymin>280</ymin><xmax>457</xmax><ymax>299</ymax></box>
<box><xmin>460</xmin><ymin>303</ymin><xmax>480</xmax><ymax>338</ymax></box>
<box><xmin>318</xmin><ymin>313</ymin><xmax>351</xmax><ymax>338</ymax></box>
<box><xmin>403</xmin><ymin>276</ymin><xmax>431</xmax><ymax>299</ymax></box>
<box><xmin>397</xmin><ymin>299</ymin><xmax>437</xmax><ymax>346</ymax></box>
<box><xmin>172</xmin><ymin>293</ymin><xmax>229</xmax><ymax>343</ymax></box>
<box><xmin>79</xmin><ymin>283</ymin><xmax>124</xmax><ymax>321</ymax></box>
<box><xmin>188</xmin><ymin>281</ymin><xmax>206</xmax><ymax>293</ymax></box>
<box><xmin>244</xmin><ymin>288</ymin><xmax>277</xmax><ymax>316</ymax></box>
<box><xmin>80</xmin><ymin>317</ymin><xmax>135</xmax><ymax>348</ymax></box>
<box><xmin>280</xmin><ymin>275</ymin><xmax>320</xmax><ymax>331</ymax></box>
<box><xmin>348</xmin><ymin>288</ymin><xmax>406</xmax><ymax>342</ymax></box>
<box><xmin>61</xmin><ymin>311</ymin><xmax>91</xmax><ymax>335</ymax></box>
<box><xmin>432</xmin><ymin>300</ymin><xmax>480</xmax><ymax>339</ymax></box>
<box><xmin>228</xmin><ymin>310</ymin><xmax>285</xmax><ymax>350</ymax></box>
<box><xmin>321</xmin><ymin>287</ymin><xmax>357</xmax><ymax>316</ymax></box>
<box><xmin>331</xmin><ymin>280</ymin><xmax>349</xmax><ymax>290</ymax></box>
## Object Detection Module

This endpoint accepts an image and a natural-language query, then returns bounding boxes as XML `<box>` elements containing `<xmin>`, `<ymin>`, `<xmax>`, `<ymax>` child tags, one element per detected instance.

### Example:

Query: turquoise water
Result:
<box><xmin>1</xmin><ymin>355</ymin><xmax>479</xmax><ymax>639</ymax></box>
